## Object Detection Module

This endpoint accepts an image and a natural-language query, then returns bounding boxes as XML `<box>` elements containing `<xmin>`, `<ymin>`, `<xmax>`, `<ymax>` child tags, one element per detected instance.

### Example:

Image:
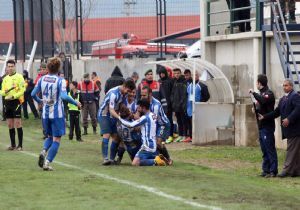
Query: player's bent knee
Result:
<box><xmin>132</xmin><ymin>158</ymin><xmax>140</xmax><ymax>166</ymax></box>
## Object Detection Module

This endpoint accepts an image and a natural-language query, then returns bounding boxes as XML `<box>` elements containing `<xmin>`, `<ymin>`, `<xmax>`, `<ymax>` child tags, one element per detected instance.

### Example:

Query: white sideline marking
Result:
<box><xmin>7</xmin><ymin>147</ymin><xmax>222</xmax><ymax>210</ymax></box>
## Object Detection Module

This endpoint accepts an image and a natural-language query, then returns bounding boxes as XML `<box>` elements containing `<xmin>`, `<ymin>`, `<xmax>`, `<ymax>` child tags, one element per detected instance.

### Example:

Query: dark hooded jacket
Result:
<box><xmin>23</xmin><ymin>70</ymin><xmax>35</xmax><ymax>94</ymax></box>
<box><xmin>104</xmin><ymin>66</ymin><xmax>125</xmax><ymax>94</ymax></box>
<box><xmin>170</xmin><ymin>75</ymin><xmax>187</xmax><ymax>112</ymax></box>
<box><xmin>158</xmin><ymin>67</ymin><xmax>174</xmax><ymax>111</ymax></box>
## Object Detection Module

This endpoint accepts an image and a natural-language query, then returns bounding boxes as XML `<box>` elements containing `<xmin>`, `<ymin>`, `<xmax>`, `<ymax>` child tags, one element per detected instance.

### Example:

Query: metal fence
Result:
<box><xmin>10</xmin><ymin>0</ymin><xmax>200</xmax><ymax>60</ymax></box>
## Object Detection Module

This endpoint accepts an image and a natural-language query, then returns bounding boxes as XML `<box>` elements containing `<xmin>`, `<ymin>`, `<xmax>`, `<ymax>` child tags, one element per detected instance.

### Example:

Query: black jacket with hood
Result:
<box><xmin>104</xmin><ymin>66</ymin><xmax>125</xmax><ymax>94</ymax></box>
<box><xmin>158</xmin><ymin>67</ymin><xmax>174</xmax><ymax>111</ymax></box>
<box><xmin>170</xmin><ymin>75</ymin><xmax>187</xmax><ymax>112</ymax></box>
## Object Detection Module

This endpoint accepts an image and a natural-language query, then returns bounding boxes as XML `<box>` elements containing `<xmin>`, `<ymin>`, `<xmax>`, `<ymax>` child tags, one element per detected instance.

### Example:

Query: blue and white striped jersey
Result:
<box><xmin>119</xmin><ymin>112</ymin><xmax>157</xmax><ymax>153</ymax></box>
<box><xmin>34</xmin><ymin>75</ymin><xmax>66</xmax><ymax>119</ymax></box>
<box><xmin>99</xmin><ymin>86</ymin><xmax>124</xmax><ymax>118</ymax></box>
<box><xmin>150</xmin><ymin>97</ymin><xmax>169</xmax><ymax>126</ymax></box>
<box><xmin>122</xmin><ymin>97</ymin><xmax>137</xmax><ymax>113</ymax></box>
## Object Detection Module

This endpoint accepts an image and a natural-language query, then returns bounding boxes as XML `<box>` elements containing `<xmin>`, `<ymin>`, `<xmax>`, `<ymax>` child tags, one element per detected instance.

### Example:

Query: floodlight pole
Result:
<box><xmin>1</xmin><ymin>43</ymin><xmax>13</xmax><ymax>77</ymax></box>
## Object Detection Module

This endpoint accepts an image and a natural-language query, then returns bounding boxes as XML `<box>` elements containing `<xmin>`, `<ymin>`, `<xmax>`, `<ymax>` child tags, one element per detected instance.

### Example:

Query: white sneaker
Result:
<box><xmin>43</xmin><ymin>160</ymin><xmax>53</xmax><ymax>171</ymax></box>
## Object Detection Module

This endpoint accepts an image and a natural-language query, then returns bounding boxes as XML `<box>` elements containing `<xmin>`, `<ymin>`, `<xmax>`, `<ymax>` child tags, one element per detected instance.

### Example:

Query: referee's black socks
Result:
<box><xmin>17</xmin><ymin>127</ymin><xmax>23</xmax><ymax>148</ymax></box>
<box><xmin>9</xmin><ymin>128</ymin><xmax>16</xmax><ymax>147</ymax></box>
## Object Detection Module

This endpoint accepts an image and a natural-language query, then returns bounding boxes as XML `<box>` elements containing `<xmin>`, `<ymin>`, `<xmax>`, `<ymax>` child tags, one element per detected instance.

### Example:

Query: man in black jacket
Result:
<box><xmin>259</xmin><ymin>79</ymin><xmax>300</xmax><ymax>177</ymax></box>
<box><xmin>22</xmin><ymin>70</ymin><xmax>39</xmax><ymax>119</ymax></box>
<box><xmin>170</xmin><ymin>68</ymin><xmax>187</xmax><ymax>142</ymax></box>
<box><xmin>158</xmin><ymin>66</ymin><xmax>175</xmax><ymax>142</ymax></box>
<box><xmin>104</xmin><ymin>66</ymin><xmax>125</xmax><ymax>94</ymax></box>
<box><xmin>250</xmin><ymin>74</ymin><xmax>278</xmax><ymax>177</ymax></box>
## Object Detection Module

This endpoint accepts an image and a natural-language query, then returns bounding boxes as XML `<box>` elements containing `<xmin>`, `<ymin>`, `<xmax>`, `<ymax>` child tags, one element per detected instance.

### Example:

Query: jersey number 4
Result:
<box><xmin>43</xmin><ymin>84</ymin><xmax>54</xmax><ymax>98</ymax></box>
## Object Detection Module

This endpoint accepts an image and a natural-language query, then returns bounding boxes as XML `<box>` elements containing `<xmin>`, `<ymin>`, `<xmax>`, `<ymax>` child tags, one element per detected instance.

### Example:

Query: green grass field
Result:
<box><xmin>0</xmin><ymin>117</ymin><xmax>300</xmax><ymax>210</ymax></box>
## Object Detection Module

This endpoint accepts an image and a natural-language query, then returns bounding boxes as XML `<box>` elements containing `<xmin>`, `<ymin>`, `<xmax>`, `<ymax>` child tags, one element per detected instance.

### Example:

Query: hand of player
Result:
<box><xmin>77</xmin><ymin>102</ymin><xmax>82</xmax><ymax>109</ymax></box>
<box><xmin>5</xmin><ymin>95</ymin><xmax>14</xmax><ymax>100</ymax></box>
<box><xmin>282</xmin><ymin>118</ymin><xmax>289</xmax><ymax>127</ymax></box>
<box><xmin>258</xmin><ymin>113</ymin><xmax>264</xmax><ymax>121</ymax></box>
<box><xmin>249</xmin><ymin>89</ymin><xmax>254</xmax><ymax>94</ymax></box>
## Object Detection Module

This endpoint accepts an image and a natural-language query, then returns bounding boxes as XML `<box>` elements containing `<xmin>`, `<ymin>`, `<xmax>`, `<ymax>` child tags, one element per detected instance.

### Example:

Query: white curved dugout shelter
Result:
<box><xmin>147</xmin><ymin>58</ymin><xmax>235</xmax><ymax>145</ymax></box>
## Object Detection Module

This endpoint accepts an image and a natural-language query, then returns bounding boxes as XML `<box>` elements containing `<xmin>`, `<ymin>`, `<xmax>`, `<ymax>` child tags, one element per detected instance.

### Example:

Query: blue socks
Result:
<box><xmin>102</xmin><ymin>138</ymin><xmax>109</xmax><ymax>159</ymax></box>
<box><xmin>43</xmin><ymin>137</ymin><xmax>53</xmax><ymax>151</ymax></box>
<box><xmin>110</xmin><ymin>141</ymin><xmax>118</xmax><ymax>161</ymax></box>
<box><xmin>140</xmin><ymin>159</ymin><xmax>155</xmax><ymax>166</ymax></box>
<box><xmin>47</xmin><ymin>141</ymin><xmax>60</xmax><ymax>162</ymax></box>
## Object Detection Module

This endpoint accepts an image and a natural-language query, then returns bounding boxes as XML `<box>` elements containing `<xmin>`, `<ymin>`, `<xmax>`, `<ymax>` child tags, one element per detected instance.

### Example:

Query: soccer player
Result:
<box><xmin>118</xmin><ymin>99</ymin><xmax>167</xmax><ymax>166</ymax></box>
<box><xmin>116</xmin><ymin>104</ymin><xmax>142</xmax><ymax>164</ymax></box>
<box><xmin>31</xmin><ymin>57</ymin><xmax>81</xmax><ymax>171</ymax></box>
<box><xmin>123</xmin><ymin>88</ymin><xmax>137</xmax><ymax>113</ymax></box>
<box><xmin>140</xmin><ymin>86</ymin><xmax>172</xmax><ymax>165</ymax></box>
<box><xmin>0</xmin><ymin>60</ymin><xmax>25</xmax><ymax>151</ymax></box>
<box><xmin>98</xmin><ymin>79</ymin><xmax>136</xmax><ymax>165</ymax></box>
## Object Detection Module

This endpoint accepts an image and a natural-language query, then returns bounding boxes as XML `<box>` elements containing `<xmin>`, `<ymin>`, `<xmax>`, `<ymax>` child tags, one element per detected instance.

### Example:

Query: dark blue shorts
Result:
<box><xmin>135</xmin><ymin>150</ymin><xmax>157</xmax><ymax>160</ymax></box>
<box><xmin>42</xmin><ymin>118</ymin><xmax>65</xmax><ymax>137</ymax></box>
<box><xmin>98</xmin><ymin>115</ymin><xmax>117</xmax><ymax>135</ymax></box>
<box><xmin>156</xmin><ymin>124</ymin><xmax>170</xmax><ymax>141</ymax></box>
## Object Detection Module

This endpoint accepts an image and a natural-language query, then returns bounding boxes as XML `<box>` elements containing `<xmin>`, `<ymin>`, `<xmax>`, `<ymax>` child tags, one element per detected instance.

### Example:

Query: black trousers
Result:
<box><xmin>166</xmin><ymin>108</ymin><xmax>174</xmax><ymax>136</ymax></box>
<box><xmin>69</xmin><ymin>112</ymin><xmax>81</xmax><ymax>139</ymax></box>
<box><xmin>2</xmin><ymin>96</ymin><xmax>5</xmax><ymax>120</ymax></box>
<box><xmin>23</xmin><ymin>93</ymin><xmax>39</xmax><ymax>118</ymax></box>
<box><xmin>175</xmin><ymin>111</ymin><xmax>187</xmax><ymax>137</ymax></box>
<box><xmin>186</xmin><ymin>116</ymin><xmax>192</xmax><ymax>138</ymax></box>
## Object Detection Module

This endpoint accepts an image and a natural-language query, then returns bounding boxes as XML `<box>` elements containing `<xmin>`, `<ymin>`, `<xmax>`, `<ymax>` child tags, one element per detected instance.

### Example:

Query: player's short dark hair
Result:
<box><xmin>119</xmin><ymin>104</ymin><xmax>131</xmax><ymax>118</ymax></box>
<box><xmin>123</xmin><ymin>79</ymin><xmax>136</xmax><ymax>90</ymax></box>
<box><xmin>184</xmin><ymin>69</ymin><xmax>191</xmax><ymax>74</ymax></box>
<box><xmin>257</xmin><ymin>74</ymin><xmax>268</xmax><ymax>87</ymax></box>
<box><xmin>141</xmin><ymin>85</ymin><xmax>152</xmax><ymax>94</ymax></box>
<box><xmin>173</xmin><ymin>68</ymin><xmax>181</xmax><ymax>73</ymax></box>
<box><xmin>137</xmin><ymin>99</ymin><xmax>150</xmax><ymax>110</ymax></box>
<box><xmin>6</xmin><ymin>59</ymin><xmax>16</xmax><ymax>66</ymax></box>
<box><xmin>47</xmin><ymin>57</ymin><xmax>61</xmax><ymax>74</ymax></box>
<box><xmin>92</xmin><ymin>72</ymin><xmax>97</xmax><ymax>76</ymax></box>
<box><xmin>71</xmin><ymin>81</ymin><xmax>78</xmax><ymax>88</ymax></box>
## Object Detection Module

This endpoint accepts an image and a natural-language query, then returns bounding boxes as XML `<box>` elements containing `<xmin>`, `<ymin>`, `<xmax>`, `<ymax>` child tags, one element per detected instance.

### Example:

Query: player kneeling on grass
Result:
<box><xmin>118</xmin><ymin>99</ymin><xmax>168</xmax><ymax>166</ymax></box>
<box><xmin>115</xmin><ymin>104</ymin><xmax>142</xmax><ymax>164</ymax></box>
<box><xmin>31</xmin><ymin>57</ymin><xmax>81</xmax><ymax>171</ymax></box>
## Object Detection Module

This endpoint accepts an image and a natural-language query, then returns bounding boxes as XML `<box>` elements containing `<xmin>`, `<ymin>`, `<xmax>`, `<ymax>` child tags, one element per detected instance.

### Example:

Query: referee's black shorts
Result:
<box><xmin>4</xmin><ymin>99</ymin><xmax>21</xmax><ymax>119</ymax></box>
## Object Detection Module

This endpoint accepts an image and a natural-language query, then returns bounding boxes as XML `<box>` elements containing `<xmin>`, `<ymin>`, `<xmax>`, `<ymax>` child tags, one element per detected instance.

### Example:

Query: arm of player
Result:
<box><xmin>108</xmin><ymin>93</ymin><xmax>120</xmax><ymax>119</ymax></box>
<box><xmin>61</xmin><ymin>91</ymin><xmax>79</xmax><ymax>106</ymax></box>
<box><xmin>119</xmin><ymin>116</ymin><xmax>147</xmax><ymax>128</ymax></box>
<box><xmin>31</xmin><ymin>79</ymin><xmax>43</xmax><ymax>104</ymax></box>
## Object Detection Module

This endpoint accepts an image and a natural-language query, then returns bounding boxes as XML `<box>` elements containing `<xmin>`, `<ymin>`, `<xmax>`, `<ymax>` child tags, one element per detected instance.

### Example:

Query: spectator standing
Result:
<box><xmin>137</xmin><ymin>69</ymin><xmax>167</xmax><ymax>111</ymax></box>
<box><xmin>131</xmin><ymin>72</ymin><xmax>139</xmax><ymax>84</ymax></box>
<box><xmin>250</xmin><ymin>74</ymin><xmax>278</xmax><ymax>178</ymax></box>
<box><xmin>91</xmin><ymin>72</ymin><xmax>101</xmax><ymax>114</ymax></box>
<box><xmin>158</xmin><ymin>66</ymin><xmax>176</xmax><ymax>143</ymax></box>
<box><xmin>259</xmin><ymin>79</ymin><xmax>300</xmax><ymax>178</ymax></box>
<box><xmin>184</xmin><ymin>70</ymin><xmax>202</xmax><ymax>143</ymax></box>
<box><xmin>78</xmin><ymin>73</ymin><xmax>99</xmax><ymax>135</ymax></box>
<box><xmin>104</xmin><ymin>66</ymin><xmax>125</xmax><ymax>94</ymax></box>
<box><xmin>22</xmin><ymin>70</ymin><xmax>39</xmax><ymax>119</ymax></box>
<box><xmin>0</xmin><ymin>60</ymin><xmax>26</xmax><ymax>150</ymax></box>
<box><xmin>280</xmin><ymin>0</ymin><xmax>296</xmax><ymax>23</ymax></box>
<box><xmin>68</xmin><ymin>81</ymin><xmax>83</xmax><ymax>141</ymax></box>
<box><xmin>170</xmin><ymin>68</ymin><xmax>187</xmax><ymax>142</ymax></box>
<box><xmin>34</xmin><ymin>63</ymin><xmax>48</xmax><ymax>85</ymax></box>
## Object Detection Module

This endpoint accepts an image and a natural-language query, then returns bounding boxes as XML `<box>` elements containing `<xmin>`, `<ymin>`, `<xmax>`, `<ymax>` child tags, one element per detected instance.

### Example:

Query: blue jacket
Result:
<box><xmin>186</xmin><ymin>82</ymin><xmax>201</xmax><ymax>117</ymax></box>
<box><xmin>264</xmin><ymin>90</ymin><xmax>300</xmax><ymax>139</ymax></box>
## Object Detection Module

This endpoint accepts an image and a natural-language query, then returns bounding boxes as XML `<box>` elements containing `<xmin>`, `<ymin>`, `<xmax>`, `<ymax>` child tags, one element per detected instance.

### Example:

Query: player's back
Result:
<box><xmin>40</xmin><ymin>74</ymin><xmax>65</xmax><ymax>119</ymax></box>
<box><xmin>140</xmin><ymin>112</ymin><xmax>157</xmax><ymax>153</ymax></box>
<box><xmin>150</xmin><ymin>97</ymin><xmax>169</xmax><ymax>125</ymax></box>
<box><xmin>99</xmin><ymin>86</ymin><xmax>123</xmax><ymax>117</ymax></box>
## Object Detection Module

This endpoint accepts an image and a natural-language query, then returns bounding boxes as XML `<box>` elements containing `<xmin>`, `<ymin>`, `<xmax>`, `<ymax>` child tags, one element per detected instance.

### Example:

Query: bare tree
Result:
<box><xmin>53</xmin><ymin>0</ymin><xmax>94</xmax><ymax>57</ymax></box>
